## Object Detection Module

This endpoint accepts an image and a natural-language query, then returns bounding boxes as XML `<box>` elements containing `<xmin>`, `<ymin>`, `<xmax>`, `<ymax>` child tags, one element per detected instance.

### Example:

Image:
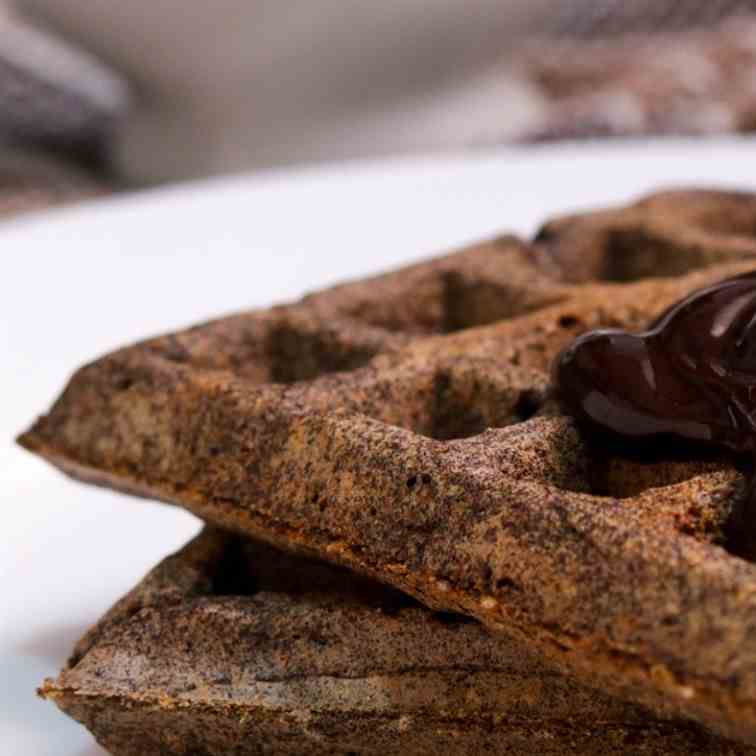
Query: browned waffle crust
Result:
<box><xmin>20</xmin><ymin>189</ymin><xmax>756</xmax><ymax>744</ymax></box>
<box><xmin>41</xmin><ymin>528</ymin><xmax>756</xmax><ymax>755</ymax></box>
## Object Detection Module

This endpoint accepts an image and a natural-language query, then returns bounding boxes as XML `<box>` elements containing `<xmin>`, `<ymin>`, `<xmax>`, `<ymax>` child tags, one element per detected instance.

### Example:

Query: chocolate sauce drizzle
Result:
<box><xmin>553</xmin><ymin>271</ymin><xmax>756</xmax><ymax>532</ymax></box>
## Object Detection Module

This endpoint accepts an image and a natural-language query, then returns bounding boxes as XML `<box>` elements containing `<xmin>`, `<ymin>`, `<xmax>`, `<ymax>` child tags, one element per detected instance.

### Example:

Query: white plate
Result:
<box><xmin>4</xmin><ymin>137</ymin><xmax>756</xmax><ymax>755</ymax></box>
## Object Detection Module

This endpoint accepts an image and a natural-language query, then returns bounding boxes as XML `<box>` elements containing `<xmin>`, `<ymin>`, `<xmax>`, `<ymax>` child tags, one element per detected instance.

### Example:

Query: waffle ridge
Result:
<box><xmin>20</xmin><ymin>188</ymin><xmax>756</xmax><ymax>744</ymax></box>
<box><xmin>39</xmin><ymin>528</ymin><xmax>756</xmax><ymax>755</ymax></box>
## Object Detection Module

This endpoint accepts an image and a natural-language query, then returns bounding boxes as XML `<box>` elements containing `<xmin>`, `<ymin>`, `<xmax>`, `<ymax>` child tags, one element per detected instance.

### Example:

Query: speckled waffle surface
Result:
<box><xmin>40</xmin><ymin>528</ymin><xmax>756</xmax><ymax>755</ymax></box>
<box><xmin>19</xmin><ymin>189</ymin><xmax>756</xmax><ymax>745</ymax></box>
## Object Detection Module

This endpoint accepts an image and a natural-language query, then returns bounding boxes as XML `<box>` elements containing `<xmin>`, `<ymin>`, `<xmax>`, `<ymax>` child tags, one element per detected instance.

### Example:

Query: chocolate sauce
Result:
<box><xmin>553</xmin><ymin>271</ymin><xmax>756</xmax><ymax>519</ymax></box>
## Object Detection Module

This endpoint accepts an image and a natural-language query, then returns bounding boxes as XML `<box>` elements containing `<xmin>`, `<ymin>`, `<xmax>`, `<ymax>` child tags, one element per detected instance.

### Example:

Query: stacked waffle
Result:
<box><xmin>20</xmin><ymin>189</ymin><xmax>756</xmax><ymax>754</ymax></box>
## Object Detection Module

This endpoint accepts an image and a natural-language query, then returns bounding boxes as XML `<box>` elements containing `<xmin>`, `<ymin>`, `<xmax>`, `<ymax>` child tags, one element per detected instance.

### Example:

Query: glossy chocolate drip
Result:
<box><xmin>553</xmin><ymin>271</ymin><xmax>756</xmax><ymax>531</ymax></box>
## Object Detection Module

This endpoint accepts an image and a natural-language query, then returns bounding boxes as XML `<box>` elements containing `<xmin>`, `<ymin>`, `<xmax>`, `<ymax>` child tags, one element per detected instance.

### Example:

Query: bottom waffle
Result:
<box><xmin>41</xmin><ymin>528</ymin><xmax>756</xmax><ymax>756</ymax></box>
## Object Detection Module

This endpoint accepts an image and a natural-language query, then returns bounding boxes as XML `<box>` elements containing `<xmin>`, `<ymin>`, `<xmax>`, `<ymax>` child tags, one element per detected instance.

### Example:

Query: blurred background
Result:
<box><xmin>9</xmin><ymin>6</ymin><xmax>756</xmax><ymax>754</ymax></box>
<box><xmin>4</xmin><ymin>0</ymin><xmax>756</xmax><ymax>218</ymax></box>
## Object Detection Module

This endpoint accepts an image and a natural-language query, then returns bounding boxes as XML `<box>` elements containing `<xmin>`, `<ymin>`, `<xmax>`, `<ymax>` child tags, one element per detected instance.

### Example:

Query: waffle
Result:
<box><xmin>40</xmin><ymin>527</ymin><xmax>756</xmax><ymax>755</ymax></box>
<box><xmin>19</xmin><ymin>189</ymin><xmax>756</xmax><ymax>744</ymax></box>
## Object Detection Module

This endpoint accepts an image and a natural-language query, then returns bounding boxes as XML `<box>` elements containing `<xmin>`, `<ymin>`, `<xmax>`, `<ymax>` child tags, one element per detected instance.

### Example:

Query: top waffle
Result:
<box><xmin>19</xmin><ymin>189</ymin><xmax>756</xmax><ymax>744</ymax></box>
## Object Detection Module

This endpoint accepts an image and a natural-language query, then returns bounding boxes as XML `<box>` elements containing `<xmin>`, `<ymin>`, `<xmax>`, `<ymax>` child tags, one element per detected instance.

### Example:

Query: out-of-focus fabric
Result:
<box><xmin>0</xmin><ymin>3</ymin><xmax>125</xmax><ymax>151</ymax></box>
<box><xmin>10</xmin><ymin>1</ymin><xmax>756</xmax><ymax>184</ymax></box>
<box><xmin>18</xmin><ymin>0</ymin><xmax>553</xmax><ymax>181</ymax></box>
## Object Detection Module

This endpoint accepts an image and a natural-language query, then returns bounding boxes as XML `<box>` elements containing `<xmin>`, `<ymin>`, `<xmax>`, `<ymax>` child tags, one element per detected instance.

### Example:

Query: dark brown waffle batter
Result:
<box><xmin>21</xmin><ymin>189</ymin><xmax>756</xmax><ymax>744</ymax></box>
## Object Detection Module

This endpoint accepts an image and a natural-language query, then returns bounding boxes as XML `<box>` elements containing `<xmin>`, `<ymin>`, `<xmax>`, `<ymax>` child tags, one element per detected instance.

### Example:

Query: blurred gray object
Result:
<box><xmin>0</xmin><ymin>3</ymin><xmax>120</xmax><ymax>217</ymax></box>
<box><xmin>0</xmin><ymin>3</ymin><xmax>126</xmax><ymax>151</ymax></box>
<box><xmin>8</xmin><ymin>0</ymin><xmax>756</xmax><ymax>186</ymax></box>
